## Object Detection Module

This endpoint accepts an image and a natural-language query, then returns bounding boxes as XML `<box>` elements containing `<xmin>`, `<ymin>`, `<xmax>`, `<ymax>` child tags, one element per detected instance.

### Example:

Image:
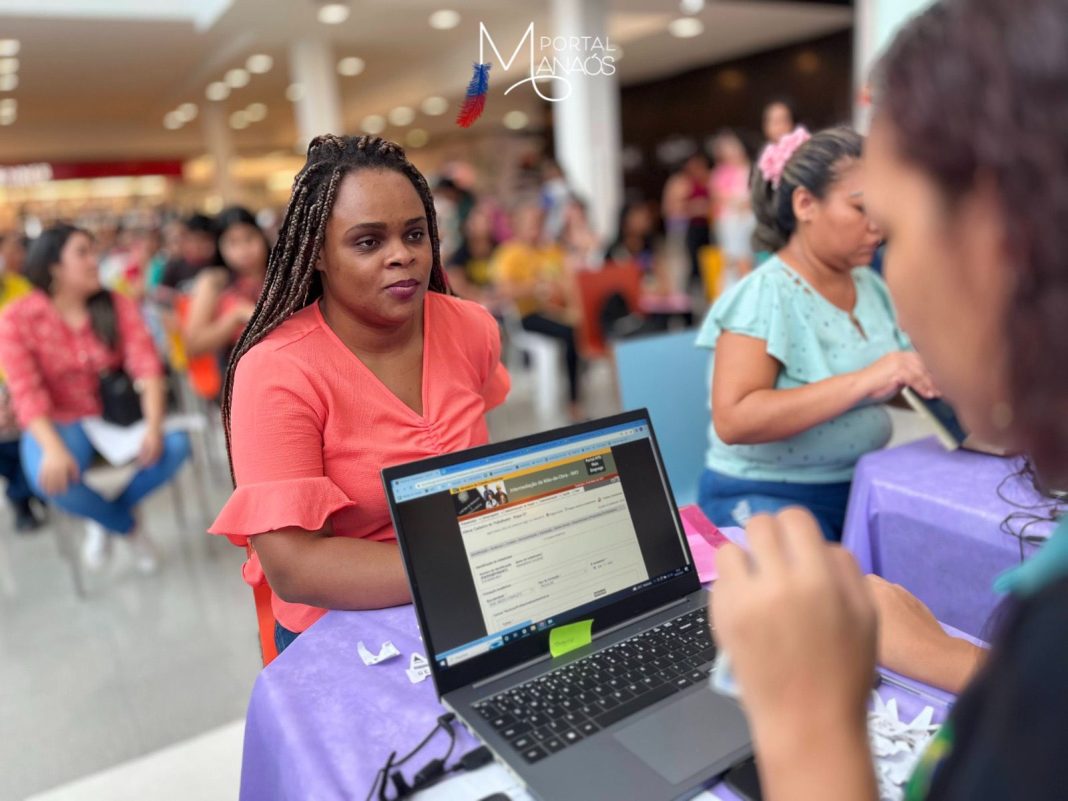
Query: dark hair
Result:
<box><xmin>609</xmin><ymin>197</ymin><xmax>656</xmax><ymax>258</ymax></box>
<box><xmin>214</xmin><ymin>206</ymin><xmax>270</xmax><ymax>274</ymax></box>
<box><xmin>749</xmin><ymin>126</ymin><xmax>863</xmax><ymax>252</ymax></box>
<box><xmin>221</xmin><ymin>134</ymin><xmax>448</xmax><ymax>477</ymax></box>
<box><xmin>875</xmin><ymin>0</ymin><xmax>1068</xmax><ymax>483</ymax></box>
<box><xmin>763</xmin><ymin>96</ymin><xmax>797</xmax><ymax>124</ymax></box>
<box><xmin>184</xmin><ymin>213</ymin><xmax>215</xmax><ymax>236</ymax></box>
<box><xmin>24</xmin><ymin>224</ymin><xmax>119</xmax><ymax>349</ymax></box>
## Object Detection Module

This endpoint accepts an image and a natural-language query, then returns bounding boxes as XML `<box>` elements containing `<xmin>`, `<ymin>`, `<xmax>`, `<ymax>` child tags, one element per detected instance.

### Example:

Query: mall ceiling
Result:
<box><xmin>0</xmin><ymin>0</ymin><xmax>852</xmax><ymax>162</ymax></box>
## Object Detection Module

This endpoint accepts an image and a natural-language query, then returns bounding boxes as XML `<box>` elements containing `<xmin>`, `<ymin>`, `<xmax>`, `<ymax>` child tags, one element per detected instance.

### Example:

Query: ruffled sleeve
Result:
<box><xmin>208</xmin><ymin>476</ymin><xmax>356</xmax><ymax>547</ymax></box>
<box><xmin>208</xmin><ymin>344</ymin><xmax>355</xmax><ymax>547</ymax></box>
<box><xmin>695</xmin><ymin>261</ymin><xmax>836</xmax><ymax>384</ymax></box>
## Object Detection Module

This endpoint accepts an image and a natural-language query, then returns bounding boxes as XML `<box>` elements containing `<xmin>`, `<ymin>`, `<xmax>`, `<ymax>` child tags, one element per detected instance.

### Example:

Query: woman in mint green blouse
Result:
<box><xmin>697</xmin><ymin>126</ymin><xmax>937</xmax><ymax>540</ymax></box>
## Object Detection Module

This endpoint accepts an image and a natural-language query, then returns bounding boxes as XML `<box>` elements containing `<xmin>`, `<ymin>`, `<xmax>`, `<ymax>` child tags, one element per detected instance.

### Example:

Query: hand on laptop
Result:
<box><xmin>710</xmin><ymin>508</ymin><xmax>878</xmax><ymax>800</ymax></box>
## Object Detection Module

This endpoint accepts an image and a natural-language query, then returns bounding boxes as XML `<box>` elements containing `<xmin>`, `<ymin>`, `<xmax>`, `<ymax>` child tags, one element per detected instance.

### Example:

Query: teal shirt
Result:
<box><xmin>696</xmin><ymin>256</ymin><xmax>911</xmax><ymax>484</ymax></box>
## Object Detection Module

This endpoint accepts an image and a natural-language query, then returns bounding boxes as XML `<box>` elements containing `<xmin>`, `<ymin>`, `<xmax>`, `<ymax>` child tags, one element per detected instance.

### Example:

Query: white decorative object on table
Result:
<box><xmin>407</xmin><ymin>652</ymin><xmax>431</xmax><ymax>684</ymax></box>
<box><xmin>357</xmin><ymin>640</ymin><xmax>401</xmax><ymax>665</ymax></box>
<box><xmin>868</xmin><ymin>691</ymin><xmax>940</xmax><ymax>800</ymax></box>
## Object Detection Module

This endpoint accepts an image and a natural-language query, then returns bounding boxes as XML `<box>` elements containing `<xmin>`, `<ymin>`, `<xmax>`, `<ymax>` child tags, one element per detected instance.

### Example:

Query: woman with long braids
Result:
<box><xmin>209</xmin><ymin>135</ymin><xmax>509</xmax><ymax>654</ymax></box>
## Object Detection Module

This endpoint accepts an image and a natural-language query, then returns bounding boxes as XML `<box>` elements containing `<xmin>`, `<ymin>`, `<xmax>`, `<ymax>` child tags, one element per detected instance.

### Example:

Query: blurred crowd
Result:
<box><xmin>0</xmin><ymin>96</ymin><xmax>797</xmax><ymax>549</ymax></box>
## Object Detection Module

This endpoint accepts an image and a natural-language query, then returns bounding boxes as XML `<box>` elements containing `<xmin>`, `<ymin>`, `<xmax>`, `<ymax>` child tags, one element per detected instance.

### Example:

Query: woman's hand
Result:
<box><xmin>38</xmin><ymin>444</ymin><xmax>80</xmax><ymax>496</ymax></box>
<box><xmin>867</xmin><ymin>575</ymin><xmax>985</xmax><ymax>693</ymax></box>
<box><xmin>138</xmin><ymin>426</ymin><xmax>164</xmax><ymax>466</ymax></box>
<box><xmin>858</xmin><ymin>351</ymin><xmax>938</xmax><ymax>402</ymax></box>
<box><xmin>711</xmin><ymin>509</ymin><xmax>878</xmax><ymax>800</ymax></box>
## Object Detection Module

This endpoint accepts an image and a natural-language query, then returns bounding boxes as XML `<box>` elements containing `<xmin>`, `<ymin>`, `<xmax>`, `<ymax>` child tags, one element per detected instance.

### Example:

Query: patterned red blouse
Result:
<box><xmin>0</xmin><ymin>290</ymin><xmax>163</xmax><ymax>428</ymax></box>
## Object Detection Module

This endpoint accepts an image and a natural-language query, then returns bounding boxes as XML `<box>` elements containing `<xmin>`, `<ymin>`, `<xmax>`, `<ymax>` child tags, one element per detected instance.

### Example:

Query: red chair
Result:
<box><xmin>174</xmin><ymin>294</ymin><xmax>222</xmax><ymax>401</ymax></box>
<box><xmin>574</xmin><ymin>262</ymin><xmax>643</xmax><ymax>359</ymax></box>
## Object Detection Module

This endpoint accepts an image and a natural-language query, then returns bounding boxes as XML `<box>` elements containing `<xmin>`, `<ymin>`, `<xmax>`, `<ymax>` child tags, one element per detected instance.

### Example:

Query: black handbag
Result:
<box><xmin>99</xmin><ymin>368</ymin><xmax>143</xmax><ymax>427</ymax></box>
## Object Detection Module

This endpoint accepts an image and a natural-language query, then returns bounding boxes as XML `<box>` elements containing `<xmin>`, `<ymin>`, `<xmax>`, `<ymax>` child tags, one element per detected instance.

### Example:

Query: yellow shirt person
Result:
<box><xmin>0</xmin><ymin>272</ymin><xmax>31</xmax><ymax>309</ymax></box>
<box><xmin>491</xmin><ymin>241</ymin><xmax>568</xmax><ymax>318</ymax></box>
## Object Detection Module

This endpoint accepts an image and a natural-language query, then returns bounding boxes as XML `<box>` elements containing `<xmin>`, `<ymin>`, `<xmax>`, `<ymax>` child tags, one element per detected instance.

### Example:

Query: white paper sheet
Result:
<box><xmin>81</xmin><ymin>414</ymin><xmax>207</xmax><ymax>467</ymax></box>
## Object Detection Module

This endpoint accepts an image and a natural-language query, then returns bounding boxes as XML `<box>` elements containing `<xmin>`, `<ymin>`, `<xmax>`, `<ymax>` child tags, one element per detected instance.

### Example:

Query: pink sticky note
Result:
<box><xmin>679</xmin><ymin>505</ymin><xmax>729</xmax><ymax>582</ymax></box>
<box><xmin>686</xmin><ymin>530</ymin><xmax>717</xmax><ymax>582</ymax></box>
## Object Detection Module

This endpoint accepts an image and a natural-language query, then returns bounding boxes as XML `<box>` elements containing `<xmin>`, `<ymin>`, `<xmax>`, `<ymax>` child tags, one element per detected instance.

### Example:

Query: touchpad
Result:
<box><xmin>613</xmin><ymin>689</ymin><xmax>748</xmax><ymax>784</ymax></box>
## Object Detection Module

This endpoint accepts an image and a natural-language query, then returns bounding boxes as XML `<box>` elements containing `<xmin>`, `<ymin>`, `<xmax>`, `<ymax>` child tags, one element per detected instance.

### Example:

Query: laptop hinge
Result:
<box><xmin>471</xmin><ymin>595</ymin><xmax>692</xmax><ymax>690</ymax></box>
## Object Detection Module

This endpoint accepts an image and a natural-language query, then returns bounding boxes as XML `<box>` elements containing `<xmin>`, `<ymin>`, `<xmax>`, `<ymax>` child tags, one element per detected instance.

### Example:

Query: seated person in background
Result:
<box><xmin>182</xmin><ymin>207</ymin><xmax>267</xmax><ymax>366</ymax></box>
<box><xmin>158</xmin><ymin>213</ymin><xmax>217</xmax><ymax>294</ymax></box>
<box><xmin>0</xmin><ymin>225</ymin><xmax>191</xmax><ymax>572</ymax></box>
<box><xmin>446</xmin><ymin>203</ymin><xmax>501</xmax><ymax>310</ymax></box>
<box><xmin>558</xmin><ymin>195</ymin><xmax>602</xmax><ymax>271</ymax></box>
<box><xmin>697</xmin><ymin>126</ymin><xmax>937</xmax><ymax>541</ymax></box>
<box><xmin>607</xmin><ymin>197</ymin><xmax>671</xmax><ymax>294</ymax></box>
<box><xmin>0</xmin><ymin>262</ymin><xmax>43</xmax><ymax>531</ymax></box>
<box><xmin>138</xmin><ymin>227</ymin><xmax>167</xmax><ymax>292</ymax></box>
<box><xmin>492</xmin><ymin>203</ymin><xmax>582</xmax><ymax>420</ymax></box>
<box><xmin>209</xmin><ymin>135</ymin><xmax>510</xmax><ymax>655</ymax></box>
<box><xmin>0</xmin><ymin>231</ymin><xmax>29</xmax><ymax>278</ymax></box>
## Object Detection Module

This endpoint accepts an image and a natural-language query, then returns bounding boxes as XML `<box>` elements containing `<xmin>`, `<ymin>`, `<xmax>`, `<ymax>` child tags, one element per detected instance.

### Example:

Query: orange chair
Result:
<box><xmin>574</xmin><ymin>262</ymin><xmax>644</xmax><ymax>359</ymax></box>
<box><xmin>173</xmin><ymin>294</ymin><xmax>222</xmax><ymax>401</ymax></box>
<box><xmin>249</xmin><ymin>544</ymin><xmax>280</xmax><ymax>667</ymax></box>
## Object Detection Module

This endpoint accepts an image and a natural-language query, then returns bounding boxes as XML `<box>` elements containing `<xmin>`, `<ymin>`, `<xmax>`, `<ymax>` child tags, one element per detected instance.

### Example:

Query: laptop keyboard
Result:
<box><xmin>472</xmin><ymin>607</ymin><xmax>716</xmax><ymax>765</ymax></box>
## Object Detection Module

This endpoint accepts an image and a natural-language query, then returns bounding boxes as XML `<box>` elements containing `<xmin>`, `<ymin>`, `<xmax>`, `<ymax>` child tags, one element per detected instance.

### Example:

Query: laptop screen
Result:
<box><xmin>386</xmin><ymin>415</ymin><xmax>693</xmax><ymax>680</ymax></box>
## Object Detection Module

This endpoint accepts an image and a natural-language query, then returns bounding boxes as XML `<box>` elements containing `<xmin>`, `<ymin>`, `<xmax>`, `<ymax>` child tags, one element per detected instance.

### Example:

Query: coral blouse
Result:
<box><xmin>209</xmin><ymin>291</ymin><xmax>510</xmax><ymax>632</ymax></box>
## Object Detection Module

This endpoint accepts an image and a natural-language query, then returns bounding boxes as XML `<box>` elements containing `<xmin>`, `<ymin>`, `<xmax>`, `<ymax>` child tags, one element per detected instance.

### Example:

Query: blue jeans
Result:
<box><xmin>0</xmin><ymin>439</ymin><xmax>34</xmax><ymax>505</ymax></box>
<box><xmin>274</xmin><ymin>621</ymin><xmax>300</xmax><ymax>655</ymax></box>
<box><xmin>698</xmin><ymin>468</ymin><xmax>851</xmax><ymax>542</ymax></box>
<box><xmin>20</xmin><ymin>421</ymin><xmax>190</xmax><ymax>534</ymax></box>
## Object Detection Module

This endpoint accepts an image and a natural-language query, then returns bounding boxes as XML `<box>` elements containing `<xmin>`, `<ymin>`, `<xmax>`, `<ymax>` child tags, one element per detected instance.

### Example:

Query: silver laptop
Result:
<box><xmin>382</xmin><ymin>410</ymin><xmax>751</xmax><ymax>800</ymax></box>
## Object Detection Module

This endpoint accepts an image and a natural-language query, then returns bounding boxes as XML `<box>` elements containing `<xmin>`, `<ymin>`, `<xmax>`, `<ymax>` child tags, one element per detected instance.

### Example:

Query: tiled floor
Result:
<box><xmin>0</xmin><ymin>457</ymin><xmax>259</xmax><ymax>801</ymax></box>
<box><xmin>0</xmin><ymin>346</ymin><xmax>931</xmax><ymax>801</ymax></box>
<box><xmin>23</xmin><ymin>721</ymin><xmax>245</xmax><ymax>801</ymax></box>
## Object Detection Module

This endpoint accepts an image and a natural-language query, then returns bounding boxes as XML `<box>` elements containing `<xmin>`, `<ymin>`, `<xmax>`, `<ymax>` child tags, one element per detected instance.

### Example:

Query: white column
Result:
<box><xmin>289</xmin><ymin>38</ymin><xmax>343</xmax><ymax>153</ymax></box>
<box><xmin>200</xmin><ymin>100</ymin><xmax>238</xmax><ymax>204</ymax></box>
<box><xmin>854</xmin><ymin>0</ymin><xmax>936</xmax><ymax>132</ymax></box>
<box><xmin>549</xmin><ymin>0</ymin><xmax>622</xmax><ymax>245</ymax></box>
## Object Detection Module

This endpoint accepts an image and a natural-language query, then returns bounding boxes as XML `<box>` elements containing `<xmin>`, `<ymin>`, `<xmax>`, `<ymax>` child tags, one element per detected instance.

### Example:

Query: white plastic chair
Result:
<box><xmin>501</xmin><ymin>309</ymin><xmax>566</xmax><ymax>419</ymax></box>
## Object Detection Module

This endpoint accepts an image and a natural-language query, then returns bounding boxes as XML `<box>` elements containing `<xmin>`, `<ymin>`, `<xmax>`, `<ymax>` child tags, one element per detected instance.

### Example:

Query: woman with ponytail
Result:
<box><xmin>696</xmin><ymin>126</ymin><xmax>937</xmax><ymax>541</ymax></box>
<box><xmin>208</xmin><ymin>135</ymin><xmax>510</xmax><ymax>654</ymax></box>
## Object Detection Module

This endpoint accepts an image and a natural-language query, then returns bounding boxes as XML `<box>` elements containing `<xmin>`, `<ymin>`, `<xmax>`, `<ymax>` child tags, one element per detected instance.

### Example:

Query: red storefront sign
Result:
<box><xmin>0</xmin><ymin>160</ymin><xmax>184</xmax><ymax>186</ymax></box>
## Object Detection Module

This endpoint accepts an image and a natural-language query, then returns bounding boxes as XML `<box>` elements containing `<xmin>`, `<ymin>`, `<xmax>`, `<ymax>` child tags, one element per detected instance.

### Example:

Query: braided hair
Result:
<box><xmin>221</xmin><ymin>134</ymin><xmax>449</xmax><ymax>479</ymax></box>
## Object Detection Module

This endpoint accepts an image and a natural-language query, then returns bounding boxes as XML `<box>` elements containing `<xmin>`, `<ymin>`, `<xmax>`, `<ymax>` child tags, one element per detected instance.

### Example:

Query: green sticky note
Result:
<box><xmin>549</xmin><ymin>619</ymin><xmax>593</xmax><ymax>658</ymax></box>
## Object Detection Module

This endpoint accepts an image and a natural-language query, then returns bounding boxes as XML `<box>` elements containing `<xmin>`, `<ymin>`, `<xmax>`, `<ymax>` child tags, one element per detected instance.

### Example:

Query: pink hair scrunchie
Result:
<box><xmin>757</xmin><ymin>126</ymin><xmax>812</xmax><ymax>189</ymax></box>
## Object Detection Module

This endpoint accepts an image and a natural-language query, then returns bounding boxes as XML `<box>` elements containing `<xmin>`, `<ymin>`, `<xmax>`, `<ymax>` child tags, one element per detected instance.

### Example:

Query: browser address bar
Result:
<box><xmin>412</xmin><ymin>427</ymin><xmax>642</xmax><ymax>489</ymax></box>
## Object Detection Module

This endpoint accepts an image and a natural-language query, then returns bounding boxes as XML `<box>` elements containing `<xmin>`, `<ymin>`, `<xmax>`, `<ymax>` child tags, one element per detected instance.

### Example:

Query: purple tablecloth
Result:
<box><xmin>241</xmin><ymin>599</ymin><xmax>958</xmax><ymax>801</ymax></box>
<box><xmin>842</xmin><ymin>437</ymin><xmax>1053</xmax><ymax>639</ymax></box>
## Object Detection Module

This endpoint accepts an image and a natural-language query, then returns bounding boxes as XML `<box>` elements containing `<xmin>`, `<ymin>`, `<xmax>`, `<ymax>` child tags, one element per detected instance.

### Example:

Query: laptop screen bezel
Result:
<box><xmin>381</xmin><ymin>409</ymin><xmax>700</xmax><ymax>697</ymax></box>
